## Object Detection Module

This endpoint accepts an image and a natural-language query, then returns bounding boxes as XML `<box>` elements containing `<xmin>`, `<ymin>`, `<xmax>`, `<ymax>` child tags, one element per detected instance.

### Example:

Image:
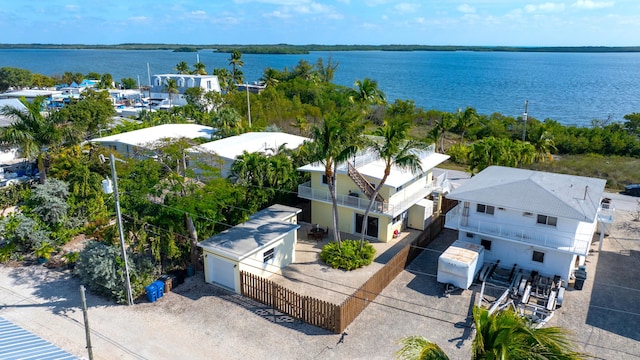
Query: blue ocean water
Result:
<box><xmin>2</xmin><ymin>48</ymin><xmax>640</xmax><ymax>126</ymax></box>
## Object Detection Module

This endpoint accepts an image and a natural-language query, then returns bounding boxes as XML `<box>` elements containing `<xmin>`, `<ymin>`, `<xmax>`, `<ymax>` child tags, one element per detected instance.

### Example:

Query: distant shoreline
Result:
<box><xmin>1</xmin><ymin>43</ymin><xmax>640</xmax><ymax>54</ymax></box>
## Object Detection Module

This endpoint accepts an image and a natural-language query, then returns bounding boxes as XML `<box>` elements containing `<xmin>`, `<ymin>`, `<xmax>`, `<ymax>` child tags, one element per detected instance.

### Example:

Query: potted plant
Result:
<box><xmin>35</xmin><ymin>241</ymin><xmax>55</xmax><ymax>264</ymax></box>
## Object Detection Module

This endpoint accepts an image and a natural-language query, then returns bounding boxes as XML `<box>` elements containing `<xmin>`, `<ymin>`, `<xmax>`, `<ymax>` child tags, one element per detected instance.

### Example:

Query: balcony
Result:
<box><xmin>298</xmin><ymin>181</ymin><xmax>435</xmax><ymax>217</ymax></box>
<box><xmin>445</xmin><ymin>204</ymin><xmax>592</xmax><ymax>256</ymax></box>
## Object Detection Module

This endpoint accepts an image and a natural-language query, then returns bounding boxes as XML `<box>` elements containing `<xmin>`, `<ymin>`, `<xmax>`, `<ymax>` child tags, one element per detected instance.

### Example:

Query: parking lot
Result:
<box><xmin>0</xmin><ymin>209</ymin><xmax>638</xmax><ymax>359</ymax></box>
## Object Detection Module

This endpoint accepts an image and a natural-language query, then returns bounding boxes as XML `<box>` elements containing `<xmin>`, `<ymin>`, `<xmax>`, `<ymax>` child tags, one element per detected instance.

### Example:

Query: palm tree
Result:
<box><xmin>0</xmin><ymin>96</ymin><xmax>75</xmax><ymax>184</ymax></box>
<box><xmin>472</xmin><ymin>306</ymin><xmax>585</xmax><ymax>360</ymax></box>
<box><xmin>213</xmin><ymin>68</ymin><xmax>233</xmax><ymax>92</ymax></box>
<box><xmin>228</xmin><ymin>50</ymin><xmax>244</xmax><ymax>85</ymax></box>
<box><xmin>212</xmin><ymin>107</ymin><xmax>243</xmax><ymax>138</ymax></box>
<box><xmin>192</xmin><ymin>62</ymin><xmax>207</xmax><ymax>75</ymax></box>
<box><xmin>359</xmin><ymin>117</ymin><xmax>427</xmax><ymax>247</ymax></box>
<box><xmin>457</xmin><ymin>107</ymin><xmax>478</xmax><ymax>143</ymax></box>
<box><xmin>260</xmin><ymin>67</ymin><xmax>280</xmax><ymax>88</ymax></box>
<box><xmin>431</xmin><ymin>113</ymin><xmax>455</xmax><ymax>153</ymax></box>
<box><xmin>309</xmin><ymin>110</ymin><xmax>363</xmax><ymax>245</ymax></box>
<box><xmin>175</xmin><ymin>61</ymin><xmax>190</xmax><ymax>74</ymax></box>
<box><xmin>163</xmin><ymin>78</ymin><xmax>179</xmax><ymax>107</ymax></box>
<box><xmin>395</xmin><ymin>336</ymin><xmax>449</xmax><ymax>360</ymax></box>
<box><xmin>350</xmin><ymin>78</ymin><xmax>386</xmax><ymax>107</ymax></box>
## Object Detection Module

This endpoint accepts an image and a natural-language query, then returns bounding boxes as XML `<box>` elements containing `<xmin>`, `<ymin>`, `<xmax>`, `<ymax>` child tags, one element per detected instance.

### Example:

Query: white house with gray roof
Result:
<box><xmin>198</xmin><ymin>204</ymin><xmax>301</xmax><ymax>293</ymax></box>
<box><xmin>444</xmin><ymin>166</ymin><xmax>610</xmax><ymax>283</ymax></box>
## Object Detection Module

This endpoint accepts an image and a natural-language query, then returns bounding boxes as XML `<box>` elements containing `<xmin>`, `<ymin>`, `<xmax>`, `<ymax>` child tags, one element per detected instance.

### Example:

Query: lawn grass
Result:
<box><xmin>526</xmin><ymin>154</ymin><xmax>640</xmax><ymax>191</ymax></box>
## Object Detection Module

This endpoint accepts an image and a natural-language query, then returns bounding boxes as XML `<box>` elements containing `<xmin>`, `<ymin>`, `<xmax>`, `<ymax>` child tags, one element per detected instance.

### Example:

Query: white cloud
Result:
<box><xmin>524</xmin><ymin>2</ymin><xmax>565</xmax><ymax>12</ymax></box>
<box><xmin>263</xmin><ymin>10</ymin><xmax>291</xmax><ymax>18</ymax></box>
<box><xmin>394</xmin><ymin>3</ymin><xmax>420</xmax><ymax>14</ymax></box>
<box><xmin>572</xmin><ymin>0</ymin><xmax>614</xmax><ymax>9</ymax></box>
<box><xmin>457</xmin><ymin>4</ymin><xmax>476</xmax><ymax>13</ymax></box>
<box><xmin>128</xmin><ymin>16</ymin><xmax>149</xmax><ymax>23</ymax></box>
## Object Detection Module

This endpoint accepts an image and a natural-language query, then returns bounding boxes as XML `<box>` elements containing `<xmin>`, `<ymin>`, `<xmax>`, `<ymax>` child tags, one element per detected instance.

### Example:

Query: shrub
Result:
<box><xmin>75</xmin><ymin>241</ymin><xmax>158</xmax><ymax>304</ymax></box>
<box><xmin>446</xmin><ymin>143</ymin><xmax>471</xmax><ymax>165</ymax></box>
<box><xmin>320</xmin><ymin>239</ymin><xmax>376</xmax><ymax>271</ymax></box>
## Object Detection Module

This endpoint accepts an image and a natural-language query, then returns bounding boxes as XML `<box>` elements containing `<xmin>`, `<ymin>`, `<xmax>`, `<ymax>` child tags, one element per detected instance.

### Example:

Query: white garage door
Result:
<box><xmin>207</xmin><ymin>254</ymin><xmax>236</xmax><ymax>290</ymax></box>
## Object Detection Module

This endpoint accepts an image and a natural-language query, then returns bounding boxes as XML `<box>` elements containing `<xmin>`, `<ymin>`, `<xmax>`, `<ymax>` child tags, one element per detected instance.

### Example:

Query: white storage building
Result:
<box><xmin>198</xmin><ymin>204</ymin><xmax>301</xmax><ymax>293</ymax></box>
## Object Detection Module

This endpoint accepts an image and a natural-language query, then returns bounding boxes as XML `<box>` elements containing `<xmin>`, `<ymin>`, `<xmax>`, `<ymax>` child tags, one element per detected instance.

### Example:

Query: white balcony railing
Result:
<box><xmin>445</xmin><ymin>204</ymin><xmax>592</xmax><ymax>256</ymax></box>
<box><xmin>298</xmin><ymin>181</ymin><xmax>435</xmax><ymax>217</ymax></box>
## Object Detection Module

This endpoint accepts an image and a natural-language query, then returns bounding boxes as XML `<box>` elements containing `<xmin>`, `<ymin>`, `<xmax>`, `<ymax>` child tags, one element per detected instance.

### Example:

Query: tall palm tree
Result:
<box><xmin>192</xmin><ymin>62</ymin><xmax>207</xmax><ymax>75</ymax></box>
<box><xmin>457</xmin><ymin>106</ymin><xmax>479</xmax><ymax>143</ymax></box>
<box><xmin>228</xmin><ymin>50</ymin><xmax>244</xmax><ymax>85</ymax></box>
<box><xmin>0</xmin><ymin>96</ymin><xmax>75</xmax><ymax>184</ymax></box>
<box><xmin>431</xmin><ymin>113</ymin><xmax>455</xmax><ymax>153</ymax></box>
<box><xmin>395</xmin><ymin>336</ymin><xmax>449</xmax><ymax>360</ymax></box>
<box><xmin>213</xmin><ymin>68</ymin><xmax>233</xmax><ymax>92</ymax></box>
<box><xmin>472</xmin><ymin>306</ymin><xmax>585</xmax><ymax>360</ymax></box>
<box><xmin>175</xmin><ymin>61</ymin><xmax>190</xmax><ymax>74</ymax></box>
<box><xmin>359</xmin><ymin>117</ymin><xmax>427</xmax><ymax>247</ymax></box>
<box><xmin>163</xmin><ymin>78</ymin><xmax>179</xmax><ymax>107</ymax></box>
<box><xmin>309</xmin><ymin>110</ymin><xmax>363</xmax><ymax>245</ymax></box>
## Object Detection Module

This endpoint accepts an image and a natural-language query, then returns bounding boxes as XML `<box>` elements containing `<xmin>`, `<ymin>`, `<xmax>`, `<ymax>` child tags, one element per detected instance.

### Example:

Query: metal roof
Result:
<box><xmin>198</xmin><ymin>204</ymin><xmax>301</xmax><ymax>261</ymax></box>
<box><xmin>90</xmin><ymin>124</ymin><xmax>216</xmax><ymax>147</ymax></box>
<box><xmin>446</xmin><ymin>166</ymin><xmax>606</xmax><ymax>221</ymax></box>
<box><xmin>0</xmin><ymin>317</ymin><xmax>77</xmax><ymax>359</ymax></box>
<box><xmin>297</xmin><ymin>148</ymin><xmax>450</xmax><ymax>188</ymax></box>
<box><xmin>191</xmin><ymin>132</ymin><xmax>309</xmax><ymax>160</ymax></box>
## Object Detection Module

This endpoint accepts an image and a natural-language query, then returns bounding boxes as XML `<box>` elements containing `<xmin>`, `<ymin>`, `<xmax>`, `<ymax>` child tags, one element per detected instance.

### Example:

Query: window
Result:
<box><xmin>532</xmin><ymin>250</ymin><xmax>545</xmax><ymax>263</ymax></box>
<box><xmin>537</xmin><ymin>215</ymin><xmax>557</xmax><ymax>226</ymax></box>
<box><xmin>263</xmin><ymin>248</ymin><xmax>275</xmax><ymax>263</ymax></box>
<box><xmin>466</xmin><ymin>232</ymin><xmax>474</xmax><ymax>238</ymax></box>
<box><xmin>321</xmin><ymin>175</ymin><xmax>328</xmax><ymax>185</ymax></box>
<box><xmin>476</xmin><ymin>204</ymin><xmax>495</xmax><ymax>215</ymax></box>
<box><xmin>523</xmin><ymin>212</ymin><xmax>533</xmax><ymax>217</ymax></box>
<box><xmin>481</xmin><ymin>239</ymin><xmax>492</xmax><ymax>251</ymax></box>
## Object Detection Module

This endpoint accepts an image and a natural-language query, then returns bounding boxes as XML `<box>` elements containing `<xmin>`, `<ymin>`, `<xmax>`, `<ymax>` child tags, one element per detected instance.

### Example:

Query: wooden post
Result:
<box><xmin>79</xmin><ymin>285</ymin><xmax>94</xmax><ymax>360</ymax></box>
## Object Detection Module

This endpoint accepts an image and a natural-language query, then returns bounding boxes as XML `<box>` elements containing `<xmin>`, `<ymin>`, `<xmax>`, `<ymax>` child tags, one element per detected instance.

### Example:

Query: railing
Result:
<box><xmin>445</xmin><ymin>204</ymin><xmax>592</xmax><ymax>255</ymax></box>
<box><xmin>298</xmin><ymin>181</ymin><xmax>435</xmax><ymax>217</ymax></box>
<box><xmin>597</xmin><ymin>205</ymin><xmax>615</xmax><ymax>224</ymax></box>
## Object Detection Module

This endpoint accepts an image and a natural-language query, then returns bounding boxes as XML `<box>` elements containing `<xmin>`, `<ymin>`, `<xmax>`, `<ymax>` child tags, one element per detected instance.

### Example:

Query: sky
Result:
<box><xmin>1</xmin><ymin>0</ymin><xmax>639</xmax><ymax>46</ymax></box>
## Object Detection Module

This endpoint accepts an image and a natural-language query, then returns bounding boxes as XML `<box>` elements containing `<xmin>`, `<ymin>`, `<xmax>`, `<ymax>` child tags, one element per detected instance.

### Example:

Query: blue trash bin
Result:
<box><xmin>145</xmin><ymin>283</ymin><xmax>157</xmax><ymax>303</ymax></box>
<box><xmin>153</xmin><ymin>280</ymin><xmax>165</xmax><ymax>298</ymax></box>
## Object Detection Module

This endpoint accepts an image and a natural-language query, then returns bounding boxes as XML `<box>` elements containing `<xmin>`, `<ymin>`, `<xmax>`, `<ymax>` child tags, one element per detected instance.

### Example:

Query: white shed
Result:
<box><xmin>437</xmin><ymin>240</ymin><xmax>485</xmax><ymax>289</ymax></box>
<box><xmin>198</xmin><ymin>204</ymin><xmax>301</xmax><ymax>293</ymax></box>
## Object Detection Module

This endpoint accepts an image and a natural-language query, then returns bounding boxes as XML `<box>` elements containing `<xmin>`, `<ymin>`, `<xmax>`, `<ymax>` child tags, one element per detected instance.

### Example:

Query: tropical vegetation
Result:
<box><xmin>395</xmin><ymin>306</ymin><xmax>586</xmax><ymax>359</ymax></box>
<box><xmin>0</xmin><ymin>50</ymin><xmax>638</xmax><ymax>305</ymax></box>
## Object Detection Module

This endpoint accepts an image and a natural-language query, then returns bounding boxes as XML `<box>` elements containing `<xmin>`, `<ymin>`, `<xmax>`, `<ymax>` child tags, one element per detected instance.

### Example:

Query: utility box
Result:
<box><xmin>437</xmin><ymin>240</ymin><xmax>485</xmax><ymax>290</ymax></box>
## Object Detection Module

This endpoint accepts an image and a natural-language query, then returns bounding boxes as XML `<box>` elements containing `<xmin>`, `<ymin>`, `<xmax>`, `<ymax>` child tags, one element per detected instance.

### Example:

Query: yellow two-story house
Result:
<box><xmin>297</xmin><ymin>144</ymin><xmax>450</xmax><ymax>242</ymax></box>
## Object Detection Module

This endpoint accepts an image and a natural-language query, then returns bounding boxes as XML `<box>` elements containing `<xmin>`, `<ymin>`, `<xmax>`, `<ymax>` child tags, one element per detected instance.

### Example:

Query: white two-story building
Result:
<box><xmin>444</xmin><ymin>166</ymin><xmax>611</xmax><ymax>282</ymax></box>
<box><xmin>297</xmin><ymin>144</ymin><xmax>450</xmax><ymax>242</ymax></box>
<box><xmin>149</xmin><ymin>74</ymin><xmax>221</xmax><ymax>109</ymax></box>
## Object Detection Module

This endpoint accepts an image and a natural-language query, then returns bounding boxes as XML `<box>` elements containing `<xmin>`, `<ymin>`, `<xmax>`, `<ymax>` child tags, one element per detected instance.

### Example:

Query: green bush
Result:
<box><xmin>320</xmin><ymin>239</ymin><xmax>376</xmax><ymax>271</ymax></box>
<box><xmin>75</xmin><ymin>241</ymin><xmax>158</xmax><ymax>304</ymax></box>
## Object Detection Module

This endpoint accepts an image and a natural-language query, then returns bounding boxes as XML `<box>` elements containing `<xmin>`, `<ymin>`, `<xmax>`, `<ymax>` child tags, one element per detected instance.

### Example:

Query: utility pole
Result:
<box><xmin>79</xmin><ymin>285</ymin><xmax>94</xmax><ymax>360</ymax></box>
<box><xmin>101</xmin><ymin>154</ymin><xmax>134</xmax><ymax>306</ymax></box>
<box><xmin>522</xmin><ymin>100</ymin><xmax>529</xmax><ymax>141</ymax></box>
<box><xmin>246</xmin><ymin>84</ymin><xmax>252</xmax><ymax>129</ymax></box>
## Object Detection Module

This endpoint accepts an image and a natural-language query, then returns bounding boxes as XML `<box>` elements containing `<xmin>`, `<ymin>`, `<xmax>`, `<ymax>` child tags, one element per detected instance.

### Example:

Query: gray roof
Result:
<box><xmin>0</xmin><ymin>98</ymin><xmax>28</xmax><ymax>127</ymax></box>
<box><xmin>198</xmin><ymin>204</ymin><xmax>301</xmax><ymax>261</ymax></box>
<box><xmin>446</xmin><ymin>166</ymin><xmax>606</xmax><ymax>221</ymax></box>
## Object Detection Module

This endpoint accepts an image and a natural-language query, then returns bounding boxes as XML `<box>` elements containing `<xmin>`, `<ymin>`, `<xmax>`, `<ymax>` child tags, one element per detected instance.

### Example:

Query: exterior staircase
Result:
<box><xmin>347</xmin><ymin>162</ymin><xmax>385</xmax><ymax>204</ymax></box>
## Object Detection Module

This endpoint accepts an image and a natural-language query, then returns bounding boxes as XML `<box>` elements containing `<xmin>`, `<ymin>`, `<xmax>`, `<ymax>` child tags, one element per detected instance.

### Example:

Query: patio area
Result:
<box><xmin>270</xmin><ymin>222</ymin><xmax>424</xmax><ymax>304</ymax></box>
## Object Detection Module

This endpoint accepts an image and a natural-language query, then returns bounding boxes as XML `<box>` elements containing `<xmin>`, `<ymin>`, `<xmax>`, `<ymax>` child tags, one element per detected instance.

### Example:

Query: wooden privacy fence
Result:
<box><xmin>240</xmin><ymin>199</ymin><xmax>458</xmax><ymax>333</ymax></box>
